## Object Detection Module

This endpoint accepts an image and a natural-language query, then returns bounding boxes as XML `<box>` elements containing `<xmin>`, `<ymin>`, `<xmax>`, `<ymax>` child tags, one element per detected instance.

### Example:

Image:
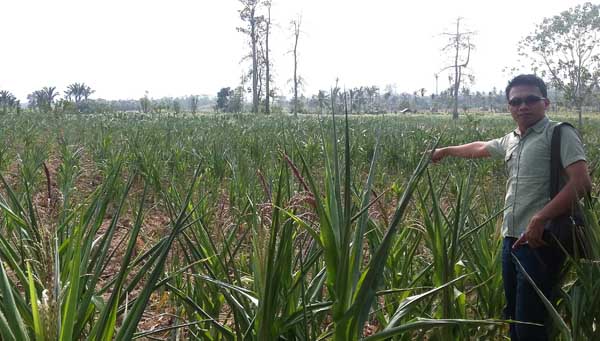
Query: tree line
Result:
<box><xmin>0</xmin><ymin>85</ymin><xmax>215</xmax><ymax>115</ymax></box>
<box><xmin>0</xmin><ymin>83</ymin><xmax>96</xmax><ymax>114</ymax></box>
<box><xmin>1</xmin><ymin>3</ymin><xmax>598</xmax><ymax>119</ymax></box>
<box><xmin>2</xmin><ymin>81</ymin><xmax>599</xmax><ymax>117</ymax></box>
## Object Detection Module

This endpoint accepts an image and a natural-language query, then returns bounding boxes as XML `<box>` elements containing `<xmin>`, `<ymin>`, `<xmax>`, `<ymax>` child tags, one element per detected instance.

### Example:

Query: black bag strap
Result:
<box><xmin>550</xmin><ymin>122</ymin><xmax>575</xmax><ymax>199</ymax></box>
<box><xmin>550</xmin><ymin>123</ymin><xmax>564</xmax><ymax>199</ymax></box>
<box><xmin>549</xmin><ymin>122</ymin><xmax>589</xmax><ymax>258</ymax></box>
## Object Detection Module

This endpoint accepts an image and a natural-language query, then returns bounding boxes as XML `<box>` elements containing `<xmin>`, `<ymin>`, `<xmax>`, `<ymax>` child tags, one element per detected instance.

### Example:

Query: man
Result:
<box><xmin>431</xmin><ymin>74</ymin><xmax>592</xmax><ymax>340</ymax></box>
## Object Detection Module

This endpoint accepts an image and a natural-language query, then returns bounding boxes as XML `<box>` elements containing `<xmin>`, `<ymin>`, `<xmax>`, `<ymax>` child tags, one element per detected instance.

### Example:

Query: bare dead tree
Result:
<box><xmin>257</xmin><ymin>40</ymin><xmax>265</xmax><ymax>103</ymax></box>
<box><xmin>264</xmin><ymin>1</ymin><xmax>271</xmax><ymax>114</ymax></box>
<box><xmin>440</xmin><ymin>17</ymin><xmax>475</xmax><ymax>119</ymax></box>
<box><xmin>291</xmin><ymin>15</ymin><xmax>302</xmax><ymax>116</ymax></box>
<box><xmin>238</xmin><ymin>0</ymin><xmax>264</xmax><ymax>113</ymax></box>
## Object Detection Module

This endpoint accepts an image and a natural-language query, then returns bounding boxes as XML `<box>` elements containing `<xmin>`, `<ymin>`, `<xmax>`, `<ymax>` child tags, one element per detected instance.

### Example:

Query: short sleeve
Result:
<box><xmin>485</xmin><ymin>137</ymin><xmax>506</xmax><ymax>159</ymax></box>
<box><xmin>560</xmin><ymin>125</ymin><xmax>587</xmax><ymax>168</ymax></box>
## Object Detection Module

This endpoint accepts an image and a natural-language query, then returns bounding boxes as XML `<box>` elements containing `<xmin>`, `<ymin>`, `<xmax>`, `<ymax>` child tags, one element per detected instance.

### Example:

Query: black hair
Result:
<box><xmin>505</xmin><ymin>74</ymin><xmax>548</xmax><ymax>99</ymax></box>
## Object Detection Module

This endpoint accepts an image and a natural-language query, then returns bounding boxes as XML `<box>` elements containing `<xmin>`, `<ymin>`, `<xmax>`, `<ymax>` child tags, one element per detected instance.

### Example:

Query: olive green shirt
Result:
<box><xmin>484</xmin><ymin>116</ymin><xmax>587</xmax><ymax>238</ymax></box>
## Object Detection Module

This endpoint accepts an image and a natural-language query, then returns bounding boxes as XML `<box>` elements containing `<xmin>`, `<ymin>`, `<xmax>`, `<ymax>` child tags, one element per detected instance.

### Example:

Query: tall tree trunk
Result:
<box><xmin>293</xmin><ymin>45</ymin><xmax>298</xmax><ymax>116</ymax></box>
<box><xmin>577</xmin><ymin>101</ymin><xmax>583</xmax><ymax>130</ymax></box>
<box><xmin>251</xmin><ymin>7</ymin><xmax>259</xmax><ymax>114</ymax></box>
<box><xmin>257</xmin><ymin>57</ymin><xmax>264</xmax><ymax>103</ymax></box>
<box><xmin>576</xmin><ymin>51</ymin><xmax>583</xmax><ymax>130</ymax></box>
<box><xmin>293</xmin><ymin>19</ymin><xmax>300</xmax><ymax>117</ymax></box>
<box><xmin>452</xmin><ymin>19</ymin><xmax>460</xmax><ymax>120</ymax></box>
<box><xmin>576</xmin><ymin>63</ymin><xmax>583</xmax><ymax>130</ymax></box>
<box><xmin>265</xmin><ymin>4</ymin><xmax>271</xmax><ymax>115</ymax></box>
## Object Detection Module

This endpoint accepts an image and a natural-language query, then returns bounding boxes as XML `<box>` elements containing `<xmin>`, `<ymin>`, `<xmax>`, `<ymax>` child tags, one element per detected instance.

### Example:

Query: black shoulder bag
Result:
<box><xmin>543</xmin><ymin>122</ymin><xmax>590</xmax><ymax>258</ymax></box>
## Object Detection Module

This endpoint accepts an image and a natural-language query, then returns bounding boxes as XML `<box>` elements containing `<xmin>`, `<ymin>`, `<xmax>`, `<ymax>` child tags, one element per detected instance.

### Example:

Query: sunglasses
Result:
<box><xmin>508</xmin><ymin>95</ymin><xmax>545</xmax><ymax>107</ymax></box>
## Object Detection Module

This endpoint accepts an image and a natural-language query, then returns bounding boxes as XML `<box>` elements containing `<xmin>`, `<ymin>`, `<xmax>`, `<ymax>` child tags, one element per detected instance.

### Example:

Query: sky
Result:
<box><xmin>0</xmin><ymin>0</ymin><xmax>592</xmax><ymax>102</ymax></box>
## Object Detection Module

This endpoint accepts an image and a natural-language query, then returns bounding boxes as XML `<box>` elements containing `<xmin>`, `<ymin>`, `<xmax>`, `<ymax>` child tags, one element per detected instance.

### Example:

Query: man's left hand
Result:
<box><xmin>513</xmin><ymin>214</ymin><xmax>549</xmax><ymax>249</ymax></box>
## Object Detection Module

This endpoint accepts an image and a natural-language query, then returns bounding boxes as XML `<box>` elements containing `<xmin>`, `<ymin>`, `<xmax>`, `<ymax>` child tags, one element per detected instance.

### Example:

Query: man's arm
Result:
<box><xmin>431</xmin><ymin>141</ymin><xmax>492</xmax><ymax>163</ymax></box>
<box><xmin>513</xmin><ymin>160</ymin><xmax>592</xmax><ymax>249</ymax></box>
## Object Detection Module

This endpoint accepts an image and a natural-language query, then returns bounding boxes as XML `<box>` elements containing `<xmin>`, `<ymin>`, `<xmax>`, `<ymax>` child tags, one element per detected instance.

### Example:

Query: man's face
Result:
<box><xmin>507</xmin><ymin>85</ymin><xmax>549</xmax><ymax>132</ymax></box>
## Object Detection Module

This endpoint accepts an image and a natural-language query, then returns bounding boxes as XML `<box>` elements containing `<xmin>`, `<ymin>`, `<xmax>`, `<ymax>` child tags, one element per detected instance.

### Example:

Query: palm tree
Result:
<box><xmin>27</xmin><ymin>87</ymin><xmax>59</xmax><ymax>112</ymax></box>
<box><xmin>82</xmin><ymin>85</ymin><xmax>94</xmax><ymax>101</ymax></box>
<box><xmin>42</xmin><ymin>86</ymin><xmax>59</xmax><ymax>112</ymax></box>
<box><xmin>27</xmin><ymin>92</ymin><xmax>39</xmax><ymax>110</ymax></box>
<box><xmin>0</xmin><ymin>90</ymin><xmax>17</xmax><ymax>114</ymax></box>
<box><xmin>65</xmin><ymin>83</ymin><xmax>76</xmax><ymax>102</ymax></box>
<box><xmin>65</xmin><ymin>83</ymin><xmax>95</xmax><ymax>111</ymax></box>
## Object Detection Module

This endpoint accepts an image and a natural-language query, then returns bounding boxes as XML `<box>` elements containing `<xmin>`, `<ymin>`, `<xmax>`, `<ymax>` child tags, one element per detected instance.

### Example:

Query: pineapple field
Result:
<box><xmin>0</xmin><ymin>111</ymin><xmax>598</xmax><ymax>340</ymax></box>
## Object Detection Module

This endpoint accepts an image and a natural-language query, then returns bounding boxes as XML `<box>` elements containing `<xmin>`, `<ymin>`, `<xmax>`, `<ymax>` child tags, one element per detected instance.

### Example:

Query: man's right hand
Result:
<box><xmin>431</xmin><ymin>148</ymin><xmax>447</xmax><ymax>163</ymax></box>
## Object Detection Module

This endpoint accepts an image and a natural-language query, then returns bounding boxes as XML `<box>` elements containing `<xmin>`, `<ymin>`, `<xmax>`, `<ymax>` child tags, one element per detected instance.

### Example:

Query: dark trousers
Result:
<box><xmin>502</xmin><ymin>237</ymin><xmax>565</xmax><ymax>340</ymax></box>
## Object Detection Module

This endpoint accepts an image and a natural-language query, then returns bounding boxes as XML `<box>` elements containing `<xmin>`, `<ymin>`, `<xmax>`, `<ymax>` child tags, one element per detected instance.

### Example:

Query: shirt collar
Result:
<box><xmin>513</xmin><ymin>116</ymin><xmax>549</xmax><ymax>136</ymax></box>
